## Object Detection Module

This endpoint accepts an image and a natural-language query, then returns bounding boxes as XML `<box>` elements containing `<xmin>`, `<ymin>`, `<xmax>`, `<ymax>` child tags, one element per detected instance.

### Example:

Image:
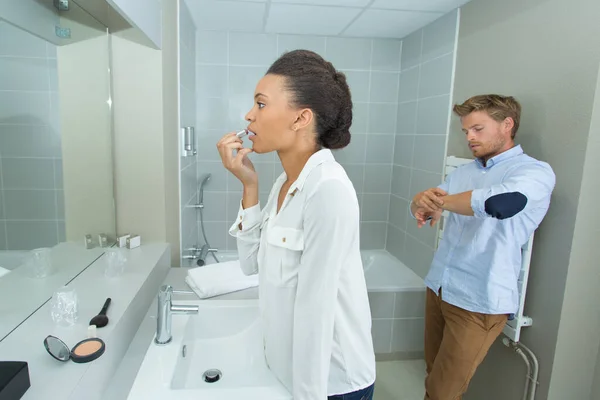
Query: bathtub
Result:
<box><xmin>192</xmin><ymin>249</ymin><xmax>426</xmax><ymax>360</ymax></box>
<box><xmin>0</xmin><ymin>250</ymin><xmax>28</xmax><ymax>277</ymax></box>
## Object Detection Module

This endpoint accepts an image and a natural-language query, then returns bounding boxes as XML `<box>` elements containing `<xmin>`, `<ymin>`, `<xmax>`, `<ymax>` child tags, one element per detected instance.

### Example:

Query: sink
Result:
<box><xmin>127</xmin><ymin>299</ymin><xmax>291</xmax><ymax>400</ymax></box>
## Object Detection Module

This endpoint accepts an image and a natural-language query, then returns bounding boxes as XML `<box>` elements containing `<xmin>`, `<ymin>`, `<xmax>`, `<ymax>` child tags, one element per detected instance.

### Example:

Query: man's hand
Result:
<box><xmin>412</xmin><ymin>188</ymin><xmax>447</xmax><ymax>212</ymax></box>
<box><xmin>415</xmin><ymin>208</ymin><xmax>443</xmax><ymax>228</ymax></box>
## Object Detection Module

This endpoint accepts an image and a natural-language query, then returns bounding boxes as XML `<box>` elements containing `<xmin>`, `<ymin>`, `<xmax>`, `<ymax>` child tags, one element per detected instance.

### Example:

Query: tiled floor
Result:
<box><xmin>374</xmin><ymin>360</ymin><xmax>426</xmax><ymax>400</ymax></box>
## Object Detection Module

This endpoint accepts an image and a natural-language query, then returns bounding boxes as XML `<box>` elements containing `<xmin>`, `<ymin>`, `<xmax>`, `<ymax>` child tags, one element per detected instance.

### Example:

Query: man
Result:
<box><xmin>410</xmin><ymin>94</ymin><xmax>556</xmax><ymax>400</ymax></box>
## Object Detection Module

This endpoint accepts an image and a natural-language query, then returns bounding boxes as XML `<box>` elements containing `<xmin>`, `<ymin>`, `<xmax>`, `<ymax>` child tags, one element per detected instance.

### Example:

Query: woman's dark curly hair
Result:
<box><xmin>266</xmin><ymin>49</ymin><xmax>352</xmax><ymax>149</ymax></box>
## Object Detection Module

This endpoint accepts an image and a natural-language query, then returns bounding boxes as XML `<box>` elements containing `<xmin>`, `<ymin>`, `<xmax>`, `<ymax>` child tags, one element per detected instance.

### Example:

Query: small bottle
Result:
<box><xmin>88</xmin><ymin>325</ymin><xmax>97</xmax><ymax>339</ymax></box>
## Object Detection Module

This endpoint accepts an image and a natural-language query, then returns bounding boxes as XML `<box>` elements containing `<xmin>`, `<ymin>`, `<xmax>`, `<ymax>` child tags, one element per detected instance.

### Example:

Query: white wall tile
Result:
<box><xmin>389</xmin><ymin>194</ymin><xmax>409</xmax><ymax>230</ymax></box>
<box><xmin>386</xmin><ymin>223</ymin><xmax>405</xmax><ymax>261</ymax></box>
<box><xmin>196</xmin><ymin>31</ymin><xmax>228</xmax><ymax>64</ymax></box>
<box><xmin>196</xmin><ymin>97</ymin><xmax>229</xmax><ymax>130</ymax></box>
<box><xmin>229</xmin><ymin>32</ymin><xmax>277</xmax><ymax>66</ymax></box>
<box><xmin>366</xmin><ymin>134</ymin><xmax>395</xmax><ymax>164</ymax></box>
<box><xmin>398</xmin><ymin>67</ymin><xmax>420</xmax><ymax>103</ymax></box>
<box><xmin>391</xmin><ymin>165</ymin><xmax>412</xmax><ymax>199</ymax></box>
<box><xmin>394</xmin><ymin>135</ymin><xmax>415</xmax><ymax>167</ymax></box>
<box><xmin>362</xmin><ymin>193</ymin><xmax>390</xmax><ymax>222</ymax></box>
<box><xmin>364</xmin><ymin>165</ymin><xmax>392</xmax><ymax>193</ymax></box>
<box><xmin>360</xmin><ymin>222</ymin><xmax>387</xmax><ymax>249</ymax></box>
<box><xmin>400</xmin><ymin>29</ymin><xmax>422</xmax><ymax>71</ymax></box>
<box><xmin>344</xmin><ymin>71</ymin><xmax>371</xmax><ymax>103</ymax></box>
<box><xmin>326</xmin><ymin>38</ymin><xmax>372</xmax><ymax>70</ymax></box>
<box><xmin>397</xmin><ymin>101</ymin><xmax>417</xmax><ymax>134</ymax></box>
<box><xmin>416</xmin><ymin>94</ymin><xmax>451</xmax><ymax>135</ymax></box>
<box><xmin>369</xmin><ymin>103</ymin><xmax>397</xmax><ymax>134</ymax></box>
<box><xmin>422</xmin><ymin>9</ymin><xmax>458</xmax><ymax>63</ymax></box>
<box><xmin>277</xmin><ymin>35</ymin><xmax>327</xmax><ymax>56</ymax></box>
<box><xmin>371</xmin><ymin>40</ymin><xmax>402</xmax><ymax>71</ymax></box>
<box><xmin>197</xmin><ymin>65</ymin><xmax>228</xmax><ymax>98</ymax></box>
<box><xmin>352</xmin><ymin>103</ymin><xmax>369</xmax><ymax>133</ymax></box>
<box><xmin>418</xmin><ymin>53</ymin><xmax>454</xmax><ymax>98</ymax></box>
<box><xmin>412</xmin><ymin>134</ymin><xmax>447</xmax><ymax>173</ymax></box>
<box><xmin>368</xmin><ymin>292</ymin><xmax>395</xmax><ymax>319</ymax></box>
<box><xmin>370</xmin><ymin>72</ymin><xmax>400</xmax><ymax>103</ymax></box>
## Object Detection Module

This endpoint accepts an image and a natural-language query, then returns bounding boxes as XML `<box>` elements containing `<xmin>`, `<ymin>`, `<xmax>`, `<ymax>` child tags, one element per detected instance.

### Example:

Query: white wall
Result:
<box><xmin>58</xmin><ymin>32</ymin><xmax>115</xmax><ymax>242</ymax></box>
<box><xmin>547</xmin><ymin>38</ymin><xmax>600</xmax><ymax>400</ymax></box>
<box><xmin>450</xmin><ymin>0</ymin><xmax>600</xmax><ymax>398</ymax></box>
<box><xmin>109</xmin><ymin>0</ymin><xmax>179</xmax><ymax>265</ymax></box>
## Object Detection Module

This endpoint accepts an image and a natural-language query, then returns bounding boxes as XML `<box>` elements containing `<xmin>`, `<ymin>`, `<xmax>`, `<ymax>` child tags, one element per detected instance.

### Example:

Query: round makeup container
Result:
<box><xmin>43</xmin><ymin>335</ymin><xmax>105</xmax><ymax>364</ymax></box>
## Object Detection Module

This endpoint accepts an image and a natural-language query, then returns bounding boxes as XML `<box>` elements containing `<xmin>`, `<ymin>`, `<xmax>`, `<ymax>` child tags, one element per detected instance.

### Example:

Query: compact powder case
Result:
<box><xmin>43</xmin><ymin>335</ymin><xmax>105</xmax><ymax>364</ymax></box>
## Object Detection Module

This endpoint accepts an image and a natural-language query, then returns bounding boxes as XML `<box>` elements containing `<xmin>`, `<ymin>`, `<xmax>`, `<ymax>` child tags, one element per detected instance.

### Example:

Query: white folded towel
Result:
<box><xmin>0</xmin><ymin>266</ymin><xmax>10</xmax><ymax>278</ymax></box>
<box><xmin>185</xmin><ymin>260</ymin><xmax>258</xmax><ymax>299</ymax></box>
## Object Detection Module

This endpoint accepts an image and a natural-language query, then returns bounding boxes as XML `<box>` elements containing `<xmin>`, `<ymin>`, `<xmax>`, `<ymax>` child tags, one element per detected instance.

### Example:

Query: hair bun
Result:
<box><xmin>319</xmin><ymin>126</ymin><xmax>351</xmax><ymax>149</ymax></box>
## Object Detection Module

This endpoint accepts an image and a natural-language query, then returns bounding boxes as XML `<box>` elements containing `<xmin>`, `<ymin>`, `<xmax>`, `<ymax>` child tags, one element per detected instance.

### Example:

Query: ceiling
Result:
<box><xmin>184</xmin><ymin>0</ymin><xmax>471</xmax><ymax>39</ymax></box>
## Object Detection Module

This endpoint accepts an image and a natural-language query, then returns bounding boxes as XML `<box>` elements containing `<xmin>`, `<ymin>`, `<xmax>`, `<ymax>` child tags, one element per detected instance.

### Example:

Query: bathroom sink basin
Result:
<box><xmin>127</xmin><ymin>300</ymin><xmax>291</xmax><ymax>400</ymax></box>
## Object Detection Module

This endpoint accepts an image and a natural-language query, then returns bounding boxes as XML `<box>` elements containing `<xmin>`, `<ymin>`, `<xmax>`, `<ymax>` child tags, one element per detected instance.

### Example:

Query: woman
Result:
<box><xmin>217</xmin><ymin>50</ymin><xmax>376</xmax><ymax>400</ymax></box>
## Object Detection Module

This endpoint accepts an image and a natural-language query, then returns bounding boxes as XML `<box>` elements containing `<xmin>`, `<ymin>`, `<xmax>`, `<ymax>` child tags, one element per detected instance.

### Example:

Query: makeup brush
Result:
<box><xmin>89</xmin><ymin>298</ymin><xmax>111</xmax><ymax>328</ymax></box>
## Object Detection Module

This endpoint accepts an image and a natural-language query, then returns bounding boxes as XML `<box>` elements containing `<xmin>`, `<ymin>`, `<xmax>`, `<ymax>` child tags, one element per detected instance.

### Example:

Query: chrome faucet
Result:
<box><xmin>155</xmin><ymin>285</ymin><xmax>198</xmax><ymax>345</ymax></box>
<box><xmin>197</xmin><ymin>244</ymin><xmax>217</xmax><ymax>266</ymax></box>
<box><xmin>182</xmin><ymin>244</ymin><xmax>217</xmax><ymax>265</ymax></box>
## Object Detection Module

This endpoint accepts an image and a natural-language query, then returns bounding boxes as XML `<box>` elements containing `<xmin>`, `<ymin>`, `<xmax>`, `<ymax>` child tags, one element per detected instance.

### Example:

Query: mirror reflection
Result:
<box><xmin>0</xmin><ymin>0</ymin><xmax>116</xmax><ymax>341</ymax></box>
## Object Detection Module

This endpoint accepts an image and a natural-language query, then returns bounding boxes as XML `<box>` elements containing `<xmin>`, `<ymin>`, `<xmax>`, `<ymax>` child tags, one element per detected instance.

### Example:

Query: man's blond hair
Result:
<box><xmin>453</xmin><ymin>94</ymin><xmax>521</xmax><ymax>139</ymax></box>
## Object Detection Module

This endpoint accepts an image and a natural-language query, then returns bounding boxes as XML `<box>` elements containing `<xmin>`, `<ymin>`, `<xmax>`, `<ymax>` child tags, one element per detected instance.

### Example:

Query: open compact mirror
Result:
<box><xmin>43</xmin><ymin>336</ymin><xmax>105</xmax><ymax>364</ymax></box>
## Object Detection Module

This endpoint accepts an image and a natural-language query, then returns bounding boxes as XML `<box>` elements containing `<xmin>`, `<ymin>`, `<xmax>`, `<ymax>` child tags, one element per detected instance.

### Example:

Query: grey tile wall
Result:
<box><xmin>369</xmin><ymin>290</ymin><xmax>426</xmax><ymax>355</ymax></box>
<box><xmin>386</xmin><ymin>10</ymin><xmax>459</xmax><ymax>278</ymax></box>
<box><xmin>179</xmin><ymin>2</ymin><xmax>200</xmax><ymax>265</ymax></box>
<box><xmin>193</xmin><ymin>29</ymin><xmax>402</xmax><ymax>251</ymax></box>
<box><xmin>0</xmin><ymin>21</ymin><xmax>64</xmax><ymax>250</ymax></box>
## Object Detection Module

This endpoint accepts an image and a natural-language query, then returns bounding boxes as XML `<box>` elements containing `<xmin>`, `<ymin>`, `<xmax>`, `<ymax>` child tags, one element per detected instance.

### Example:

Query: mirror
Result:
<box><xmin>0</xmin><ymin>0</ymin><xmax>116</xmax><ymax>341</ymax></box>
<box><xmin>44</xmin><ymin>335</ymin><xmax>71</xmax><ymax>362</ymax></box>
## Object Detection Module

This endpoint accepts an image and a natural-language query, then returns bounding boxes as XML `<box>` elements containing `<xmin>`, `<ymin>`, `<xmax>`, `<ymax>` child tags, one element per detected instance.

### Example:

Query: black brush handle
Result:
<box><xmin>99</xmin><ymin>298</ymin><xmax>111</xmax><ymax>316</ymax></box>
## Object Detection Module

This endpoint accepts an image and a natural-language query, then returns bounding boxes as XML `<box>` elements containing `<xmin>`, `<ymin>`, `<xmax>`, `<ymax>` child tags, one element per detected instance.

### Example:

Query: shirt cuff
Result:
<box><xmin>228</xmin><ymin>200</ymin><xmax>261</xmax><ymax>235</ymax></box>
<box><xmin>408</xmin><ymin>200</ymin><xmax>417</xmax><ymax>220</ymax></box>
<box><xmin>470</xmin><ymin>188</ymin><xmax>489</xmax><ymax>218</ymax></box>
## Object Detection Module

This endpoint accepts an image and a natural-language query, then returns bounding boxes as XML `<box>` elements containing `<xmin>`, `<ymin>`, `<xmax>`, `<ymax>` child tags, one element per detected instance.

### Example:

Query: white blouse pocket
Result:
<box><xmin>266</xmin><ymin>225</ymin><xmax>304</xmax><ymax>287</ymax></box>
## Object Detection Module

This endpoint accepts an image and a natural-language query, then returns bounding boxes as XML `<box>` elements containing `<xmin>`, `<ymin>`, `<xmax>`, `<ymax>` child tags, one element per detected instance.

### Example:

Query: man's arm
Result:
<box><xmin>439</xmin><ymin>191</ymin><xmax>474</xmax><ymax>216</ymax></box>
<box><xmin>441</xmin><ymin>163</ymin><xmax>555</xmax><ymax>219</ymax></box>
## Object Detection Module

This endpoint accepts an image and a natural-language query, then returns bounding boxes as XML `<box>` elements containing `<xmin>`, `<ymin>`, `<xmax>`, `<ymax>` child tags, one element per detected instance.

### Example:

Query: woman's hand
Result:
<box><xmin>216</xmin><ymin>132</ymin><xmax>258</xmax><ymax>188</ymax></box>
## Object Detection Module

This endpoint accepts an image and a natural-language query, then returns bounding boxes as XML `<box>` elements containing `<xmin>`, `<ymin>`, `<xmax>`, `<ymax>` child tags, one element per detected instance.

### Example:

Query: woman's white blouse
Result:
<box><xmin>228</xmin><ymin>149</ymin><xmax>376</xmax><ymax>399</ymax></box>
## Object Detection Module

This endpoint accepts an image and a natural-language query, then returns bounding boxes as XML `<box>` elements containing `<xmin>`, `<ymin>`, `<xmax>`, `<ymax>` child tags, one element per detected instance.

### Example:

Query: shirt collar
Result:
<box><xmin>476</xmin><ymin>144</ymin><xmax>523</xmax><ymax>168</ymax></box>
<box><xmin>276</xmin><ymin>149</ymin><xmax>335</xmax><ymax>195</ymax></box>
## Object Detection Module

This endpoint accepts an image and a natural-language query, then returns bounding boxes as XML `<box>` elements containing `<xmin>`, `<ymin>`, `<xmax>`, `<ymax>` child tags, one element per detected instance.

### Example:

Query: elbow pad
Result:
<box><xmin>484</xmin><ymin>192</ymin><xmax>527</xmax><ymax>220</ymax></box>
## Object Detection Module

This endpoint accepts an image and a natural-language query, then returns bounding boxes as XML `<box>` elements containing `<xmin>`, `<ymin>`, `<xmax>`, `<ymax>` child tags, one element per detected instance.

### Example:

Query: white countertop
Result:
<box><xmin>0</xmin><ymin>243</ymin><xmax>171</xmax><ymax>400</ymax></box>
